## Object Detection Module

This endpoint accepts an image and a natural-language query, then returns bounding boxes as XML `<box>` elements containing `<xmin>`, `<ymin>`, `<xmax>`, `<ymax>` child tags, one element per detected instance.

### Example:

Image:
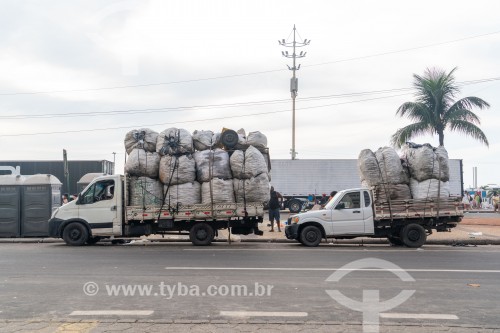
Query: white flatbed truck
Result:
<box><xmin>48</xmin><ymin>174</ymin><xmax>264</xmax><ymax>246</ymax></box>
<box><xmin>285</xmin><ymin>187</ymin><xmax>464</xmax><ymax>248</ymax></box>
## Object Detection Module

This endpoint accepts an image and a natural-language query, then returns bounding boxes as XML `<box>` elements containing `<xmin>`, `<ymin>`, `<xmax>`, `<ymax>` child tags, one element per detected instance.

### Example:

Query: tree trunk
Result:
<box><xmin>438</xmin><ymin>130</ymin><xmax>444</xmax><ymax>146</ymax></box>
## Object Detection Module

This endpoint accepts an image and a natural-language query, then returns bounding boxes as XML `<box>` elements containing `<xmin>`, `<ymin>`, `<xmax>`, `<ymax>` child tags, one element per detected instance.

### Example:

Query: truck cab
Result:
<box><xmin>48</xmin><ymin>175</ymin><xmax>124</xmax><ymax>245</ymax></box>
<box><xmin>285</xmin><ymin>188</ymin><xmax>375</xmax><ymax>246</ymax></box>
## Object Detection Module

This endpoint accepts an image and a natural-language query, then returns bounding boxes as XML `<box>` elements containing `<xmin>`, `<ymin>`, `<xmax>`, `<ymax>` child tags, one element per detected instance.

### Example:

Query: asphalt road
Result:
<box><xmin>0</xmin><ymin>242</ymin><xmax>499</xmax><ymax>329</ymax></box>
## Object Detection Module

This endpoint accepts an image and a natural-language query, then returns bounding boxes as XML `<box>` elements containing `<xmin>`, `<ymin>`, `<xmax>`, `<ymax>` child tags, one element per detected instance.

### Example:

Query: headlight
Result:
<box><xmin>292</xmin><ymin>216</ymin><xmax>300</xmax><ymax>224</ymax></box>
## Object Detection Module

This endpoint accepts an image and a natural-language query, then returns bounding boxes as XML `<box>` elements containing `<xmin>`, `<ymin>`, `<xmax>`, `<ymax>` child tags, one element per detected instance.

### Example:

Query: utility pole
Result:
<box><xmin>279</xmin><ymin>25</ymin><xmax>310</xmax><ymax>160</ymax></box>
<box><xmin>63</xmin><ymin>149</ymin><xmax>69</xmax><ymax>195</ymax></box>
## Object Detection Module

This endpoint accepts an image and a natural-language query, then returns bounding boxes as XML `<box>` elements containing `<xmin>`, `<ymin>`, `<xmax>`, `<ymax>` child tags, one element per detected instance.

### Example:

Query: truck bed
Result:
<box><xmin>126</xmin><ymin>202</ymin><xmax>265</xmax><ymax>221</ymax></box>
<box><xmin>373</xmin><ymin>197</ymin><xmax>464</xmax><ymax>221</ymax></box>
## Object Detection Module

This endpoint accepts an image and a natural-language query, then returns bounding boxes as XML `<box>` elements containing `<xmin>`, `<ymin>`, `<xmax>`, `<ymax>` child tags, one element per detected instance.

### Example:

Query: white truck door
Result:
<box><xmin>78</xmin><ymin>178</ymin><xmax>117</xmax><ymax>235</ymax></box>
<box><xmin>330</xmin><ymin>190</ymin><xmax>365</xmax><ymax>235</ymax></box>
<box><xmin>362</xmin><ymin>190</ymin><xmax>375</xmax><ymax>234</ymax></box>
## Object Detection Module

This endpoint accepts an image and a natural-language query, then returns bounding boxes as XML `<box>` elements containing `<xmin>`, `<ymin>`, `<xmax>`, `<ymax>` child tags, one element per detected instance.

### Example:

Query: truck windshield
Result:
<box><xmin>324</xmin><ymin>192</ymin><xmax>341</xmax><ymax>209</ymax></box>
<box><xmin>81</xmin><ymin>179</ymin><xmax>115</xmax><ymax>204</ymax></box>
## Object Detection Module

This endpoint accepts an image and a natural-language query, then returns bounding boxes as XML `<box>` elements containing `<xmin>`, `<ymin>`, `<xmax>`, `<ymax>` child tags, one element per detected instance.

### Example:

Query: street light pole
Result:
<box><xmin>279</xmin><ymin>25</ymin><xmax>310</xmax><ymax>160</ymax></box>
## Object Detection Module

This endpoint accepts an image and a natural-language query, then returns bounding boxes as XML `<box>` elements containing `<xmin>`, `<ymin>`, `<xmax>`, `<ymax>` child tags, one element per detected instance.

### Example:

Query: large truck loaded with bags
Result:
<box><xmin>285</xmin><ymin>144</ymin><xmax>464</xmax><ymax>248</ymax></box>
<box><xmin>48</xmin><ymin>128</ymin><xmax>271</xmax><ymax>246</ymax></box>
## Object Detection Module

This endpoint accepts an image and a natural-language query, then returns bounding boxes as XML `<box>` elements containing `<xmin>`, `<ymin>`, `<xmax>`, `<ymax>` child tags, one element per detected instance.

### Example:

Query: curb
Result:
<box><xmin>1</xmin><ymin>237</ymin><xmax>500</xmax><ymax>246</ymax></box>
<box><xmin>0</xmin><ymin>318</ymin><xmax>498</xmax><ymax>330</ymax></box>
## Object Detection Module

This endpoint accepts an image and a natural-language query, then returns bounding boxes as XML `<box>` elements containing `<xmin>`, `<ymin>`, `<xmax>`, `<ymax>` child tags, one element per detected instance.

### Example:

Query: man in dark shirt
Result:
<box><xmin>268</xmin><ymin>186</ymin><xmax>283</xmax><ymax>232</ymax></box>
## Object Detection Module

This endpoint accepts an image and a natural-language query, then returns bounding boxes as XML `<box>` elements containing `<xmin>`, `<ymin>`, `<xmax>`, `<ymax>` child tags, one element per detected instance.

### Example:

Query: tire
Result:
<box><xmin>190</xmin><ymin>223</ymin><xmax>215</xmax><ymax>246</ymax></box>
<box><xmin>288</xmin><ymin>199</ymin><xmax>302</xmax><ymax>213</ymax></box>
<box><xmin>220</xmin><ymin>130</ymin><xmax>239</xmax><ymax>149</ymax></box>
<box><xmin>87</xmin><ymin>236</ymin><xmax>101</xmax><ymax>245</ymax></box>
<box><xmin>400</xmin><ymin>223</ymin><xmax>426</xmax><ymax>248</ymax></box>
<box><xmin>62</xmin><ymin>222</ymin><xmax>89</xmax><ymax>246</ymax></box>
<box><xmin>387</xmin><ymin>236</ymin><xmax>404</xmax><ymax>246</ymax></box>
<box><xmin>300</xmin><ymin>225</ymin><xmax>322</xmax><ymax>247</ymax></box>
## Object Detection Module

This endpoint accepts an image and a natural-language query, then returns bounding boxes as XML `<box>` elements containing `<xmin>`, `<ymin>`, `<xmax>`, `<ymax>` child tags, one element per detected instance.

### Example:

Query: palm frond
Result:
<box><xmin>444</xmin><ymin>108</ymin><xmax>481</xmax><ymax>124</ymax></box>
<box><xmin>390</xmin><ymin>122</ymin><xmax>431</xmax><ymax>148</ymax></box>
<box><xmin>448</xmin><ymin>120</ymin><xmax>489</xmax><ymax>147</ymax></box>
<box><xmin>450</xmin><ymin>96</ymin><xmax>490</xmax><ymax>111</ymax></box>
<box><xmin>396</xmin><ymin>102</ymin><xmax>434</xmax><ymax>123</ymax></box>
<box><xmin>394</xmin><ymin>67</ymin><xmax>490</xmax><ymax>148</ymax></box>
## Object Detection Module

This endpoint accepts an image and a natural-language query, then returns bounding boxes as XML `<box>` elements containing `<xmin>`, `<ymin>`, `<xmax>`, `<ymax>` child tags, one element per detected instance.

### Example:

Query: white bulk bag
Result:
<box><xmin>125</xmin><ymin>149</ymin><xmax>160</xmax><ymax>178</ymax></box>
<box><xmin>201</xmin><ymin>178</ymin><xmax>235</xmax><ymax>204</ymax></box>
<box><xmin>124</xmin><ymin>128</ymin><xmax>158</xmax><ymax>154</ymax></box>
<box><xmin>156</xmin><ymin>128</ymin><xmax>194</xmax><ymax>155</ymax></box>
<box><xmin>233</xmin><ymin>173</ymin><xmax>270</xmax><ymax>203</ymax></box>
<box><xmin>159</xmin><ymin>154</ymin><xmax>196</xmax><ymax>185</ymax></box>
<box><xmin>129</xmin><ymin>176</ymin><xmax>163</xmax><ymax>206</ymax></box>
<box><xmin>194</xmin><ymin>149</ymin><xmax>232</xmax><ymax>183</ymax></box>
<box><xmin>164</xmin><ymin>181</ymin><xmax>201</xmax><ymax>207</ymax></box>
<box><xmin>230</xmin><ymin>146</ymin><xmax>268</xmax><ymax>179</ymax></box>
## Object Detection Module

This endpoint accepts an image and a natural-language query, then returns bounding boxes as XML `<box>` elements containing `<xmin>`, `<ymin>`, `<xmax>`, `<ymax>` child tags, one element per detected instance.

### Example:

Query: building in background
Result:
<box><xmin>0</xmin><ymin>160</ymin><xmax>113</xmax><ymax>195</ymax></box>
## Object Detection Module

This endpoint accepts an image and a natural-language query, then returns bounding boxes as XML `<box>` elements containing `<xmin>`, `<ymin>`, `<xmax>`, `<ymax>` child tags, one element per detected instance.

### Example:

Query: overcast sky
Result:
<box><xmin>1</xmin><ymin>0</ymin><xmax>499</xmax><ymax>189</ymax></box>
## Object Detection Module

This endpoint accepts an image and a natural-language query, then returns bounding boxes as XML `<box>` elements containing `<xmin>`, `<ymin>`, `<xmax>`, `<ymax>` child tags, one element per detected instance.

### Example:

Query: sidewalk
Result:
<box><xmin>1</xmin><ymin>319</ymin><xmax>498</xmax><ymax>333</ymax></box>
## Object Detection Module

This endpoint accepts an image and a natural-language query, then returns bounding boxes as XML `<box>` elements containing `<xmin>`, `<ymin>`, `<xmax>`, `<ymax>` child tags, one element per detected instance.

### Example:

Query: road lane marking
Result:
<box><xmin>220</xmin><ymin>311</ymin><xmax>308</xmax><ymax>317</ymax></box>
<box><xmin>70</xmin><ymin>310</ymin><xmax>153</xmax><ymax>316</ymax></box>
<box><xmin>165</xmin><ymin>267</ymin><xmax>500</xmax><ymax>273</ymax></box>
<box><xmin>57</xmin><ymin>322</ymin><xmax>98</xmax><ymax>332</ymax></box>
<box><xmin>381</xmin><ymin>313</ymin><xmax>458</xmax><ymax>320</ymax></box>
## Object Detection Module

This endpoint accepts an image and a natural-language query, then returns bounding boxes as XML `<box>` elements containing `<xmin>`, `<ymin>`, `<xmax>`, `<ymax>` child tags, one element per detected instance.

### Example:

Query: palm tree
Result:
<box><xmin>391</xmin><ymin>67</ymin><xmax>490</xmax><ymax>148</ymax></box>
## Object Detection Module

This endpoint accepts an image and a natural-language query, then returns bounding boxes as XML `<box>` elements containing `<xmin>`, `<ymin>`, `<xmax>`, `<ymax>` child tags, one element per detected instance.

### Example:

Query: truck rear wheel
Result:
<box><xmin>62</xmin><ymin>222</ymin><xmax>89</xmax><ymax>246</ymax></box>
<box><xmin>190</xmin><ymin>223</ymin><xmax>214</xmax><ymax>246</ymax></box>
<box><xmin>400</xmin><ymin>224</ymin><xmax>426</xmax><ymax>248</ymax></box>
<box><xmin>300</xmin><ymin>225</ymin><xmax>322</xmax><ymax>247</ymax></box>
<box><xmin>288</xmin><ymin>199</ymin><xmax>302</xmax><ymax>213</ymax></box>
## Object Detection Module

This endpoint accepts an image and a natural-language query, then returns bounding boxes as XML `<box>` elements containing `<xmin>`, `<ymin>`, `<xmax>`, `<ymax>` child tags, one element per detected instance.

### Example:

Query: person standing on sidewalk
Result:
<box><xmin>492</xmin><ymin>192</ymin><xmax>500</xmax><ymax>213</ymax></box>
<box><xmin>268</xmin><ymin>186</ymin><xmax>283</xmax><ymax>232</ymax></box>
<box><xmin>475</xmin><ymin>192</ymin><xmax>482</xmax><ymax>209</ymax></box>
<box><xmin>462</xmin><ymin>191</ymin><xmax>471</xmax><ymax>210</ymax></box>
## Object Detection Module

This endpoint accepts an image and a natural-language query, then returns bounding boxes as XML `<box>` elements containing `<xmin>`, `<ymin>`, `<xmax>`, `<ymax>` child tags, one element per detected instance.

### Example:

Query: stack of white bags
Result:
<box><xmin>124</xmin><ymin>127</ymin><xmax>270</xmax><ymax>207</ymax></box>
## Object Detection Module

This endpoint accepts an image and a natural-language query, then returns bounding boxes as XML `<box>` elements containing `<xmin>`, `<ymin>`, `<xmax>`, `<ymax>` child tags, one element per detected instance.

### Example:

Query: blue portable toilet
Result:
<box><xmin>21</xmin><ymin>174</ymin><xmax>62</xmax><ymax>237</ymax></box>
<box><xmin>0</xmin><ymin>175</ymin><xmax>25</xmax><ymax>237</ymax></box>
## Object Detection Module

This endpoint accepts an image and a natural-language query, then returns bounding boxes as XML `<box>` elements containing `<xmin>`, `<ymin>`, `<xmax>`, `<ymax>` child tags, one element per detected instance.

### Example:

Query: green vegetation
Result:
<box><xmin>391</xmin><ymin>67</ymin><xmax>490</xmax><ymax>148</ymax></box>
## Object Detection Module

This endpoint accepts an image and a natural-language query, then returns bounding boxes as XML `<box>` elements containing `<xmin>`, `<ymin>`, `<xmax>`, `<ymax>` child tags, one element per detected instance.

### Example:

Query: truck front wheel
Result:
<box><xmin>62</xmin><ymin>222</ymin><xmax>89</xmax><ymax>246</ymax></box>
<box><xmin>190</xmin><ymin>223</ymin><xmax>214</xmax><ymax>246</ymax></box>
<box><xmin>300</xmin><ymin>225</ymin><xmax>322</xmax><ymax>247</ymax></box>
<box><xmin>400</xmin><ymin>224</ymin><xmax>426</xmax><ymax>248</ymax></box>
